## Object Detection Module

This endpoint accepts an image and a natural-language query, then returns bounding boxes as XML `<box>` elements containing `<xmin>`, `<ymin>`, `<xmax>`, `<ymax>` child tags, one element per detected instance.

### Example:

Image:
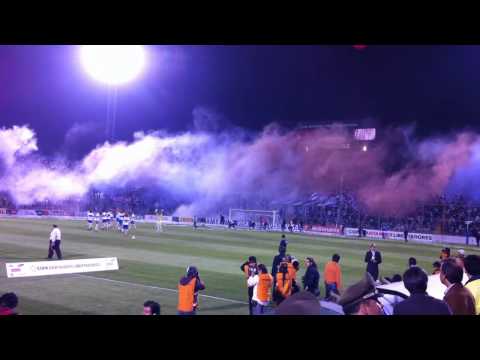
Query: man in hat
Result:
<box><xmin>338</xmin><ymin>273</ymin><xmax>384</xmax><ymax>315</ymax></box>
<box><xmin>275</xmin><ymin>290</ymin><xmax>339</xmax><ymax>315</ymax></box>
<box><xmin>364</xmin><ymin>243</ymin><xmax>382</xmax><ymax>281</ymax></box>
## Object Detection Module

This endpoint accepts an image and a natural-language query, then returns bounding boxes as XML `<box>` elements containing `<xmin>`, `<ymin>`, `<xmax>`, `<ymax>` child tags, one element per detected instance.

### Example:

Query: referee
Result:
<box><xmin>47</xmin><ymin>224</ymin><xmax>62</xmax><ymax>260</ymax></box>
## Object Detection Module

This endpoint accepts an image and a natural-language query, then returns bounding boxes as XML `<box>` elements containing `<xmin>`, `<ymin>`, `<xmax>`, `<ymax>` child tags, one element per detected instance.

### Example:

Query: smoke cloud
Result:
<box><xmin>0</xmin><ymin>119</ymin><xmax>479</xmax><ymax>217</ymax></box>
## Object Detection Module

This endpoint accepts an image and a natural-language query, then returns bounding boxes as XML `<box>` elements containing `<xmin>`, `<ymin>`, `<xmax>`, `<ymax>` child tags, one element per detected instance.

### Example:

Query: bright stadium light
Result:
<box><xmin>80</xmin><ymin>45</ymin><xmax>146</xmax><ymax>86</ymax></box>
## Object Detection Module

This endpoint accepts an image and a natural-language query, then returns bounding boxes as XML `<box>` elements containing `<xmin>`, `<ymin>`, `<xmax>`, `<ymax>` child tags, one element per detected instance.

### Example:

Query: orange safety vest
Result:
<box><xmin>257</xmin><ymin>273</ymin><xmax>273</xmax><ymax>302</ymax></box>
<box><xmin>276</xmin><ymin>272</ymin><xmax>292</xmax><ymax>298</ymax></box>
<box><xmin>287</xmin><ymin>263</ymin><xmax>297</xmax><ymax>281</ymax></box>
<box><xmin>178</xmin><ymin>277</ymin><xmax>197</xmax><ymax>312</ymax></box>
<box><xmin>324</xmin><ymin>261</ymin><xmax>342</xmax><ymax>289</ymax></box>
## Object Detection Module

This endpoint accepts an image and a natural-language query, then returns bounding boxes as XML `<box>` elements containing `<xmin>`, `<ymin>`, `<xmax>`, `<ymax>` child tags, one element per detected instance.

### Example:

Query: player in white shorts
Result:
<box><xmin>156</xmin><ymin>209</ymin><xmax>164</xmax><ymax>232</ymax></box>
<box><xmin>130</xmin><ymin>213</ymin><xmax>136</xmax><ymax>229</ymax></box>
<box><xmin>102</xmin><ymin>212</ymin><xmax>108</xmax><ymax>230</ymax></box>
<box><xmin>95</xmin><ymin>212</ymin><xmax>101</xmax><ymax>231</ymax></box>
<box><xmin>87</xmin><ymin>210</ymin><xmax>94</xmax><ymax>230</ymax></box>
<box><xmin>122</xmin><ymin>214</ymin><xmax>130</xmax><ymax>235</ymax></box>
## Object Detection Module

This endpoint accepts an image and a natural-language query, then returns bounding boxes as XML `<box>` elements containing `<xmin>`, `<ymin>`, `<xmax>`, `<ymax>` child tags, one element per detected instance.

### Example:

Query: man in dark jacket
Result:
<box><xmin>440</xmin><ymin>259</ymin><xmax>476</xmax><ymax>315</ymax></box>
<box><xmin>364</xmin><ymin>243</ymin><xmax>382</xmax><ymax>281</ymax></box>
<box><xmin>302</xmin><ymin>257</ymin><xmax>320</xmax><ymax>297</ymax></box>
<box><xmin>393</xmin><ymin>266</ymin><xmax>452</xmax><ymax>315</ymax></box>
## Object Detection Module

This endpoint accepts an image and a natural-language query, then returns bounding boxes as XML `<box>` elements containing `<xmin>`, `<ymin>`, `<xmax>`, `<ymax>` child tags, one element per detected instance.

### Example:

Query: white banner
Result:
<box><xmin>6</xmin><ymin>257</ymin><xmax>119</xmax><ymax>278</ymax></box>
<box><xmin>310</xmin><ymin>225</ymin><xmax>340</xmax><ymax>236</ymax></box>
<box><xmin>345</xmin><ymin>228</ymin><xmax>434</xmax><ymax>243</ymax></box>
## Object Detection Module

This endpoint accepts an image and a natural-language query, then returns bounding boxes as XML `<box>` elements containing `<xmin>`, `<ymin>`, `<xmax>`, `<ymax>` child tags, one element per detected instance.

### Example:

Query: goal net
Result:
<box><xmin>228</xmin><ymin>208</ymin><xmax>279</xmax><ymax>229</ymax></box>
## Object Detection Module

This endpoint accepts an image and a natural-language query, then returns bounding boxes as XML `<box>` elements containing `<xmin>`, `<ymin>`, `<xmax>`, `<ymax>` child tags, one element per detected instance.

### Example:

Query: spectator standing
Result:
<box><xmin>324</xmin><ymin>254</ymin><xmax>342</xmax><ymax>300</ymax></box>
<box><xmin>464</xmin><ymin>255</ymin><xmax>480</xmax><ymax>315</ymax></box>
<box><xmin>393</xmin><ymin>267</ymin><xmax>452</xmax><ymax>315</ymax></box>
<box><xmin>440</xmin><ymin>259</ymin><xmax>476</xmax><ymax>315</ymax></box>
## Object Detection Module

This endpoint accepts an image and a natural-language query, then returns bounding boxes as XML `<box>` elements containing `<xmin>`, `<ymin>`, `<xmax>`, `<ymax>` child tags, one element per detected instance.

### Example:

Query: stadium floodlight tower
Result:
<box><xmin>80</xmin><ymin>45</ymin><xmax>147</xmax><ymax>142</ymax></box>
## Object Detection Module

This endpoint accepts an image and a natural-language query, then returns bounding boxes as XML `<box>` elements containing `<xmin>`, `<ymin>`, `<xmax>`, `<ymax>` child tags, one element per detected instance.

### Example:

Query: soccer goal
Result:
<box><xmin>228</xmin><ymin>208</ymin><xmax>279</xmax><ymax>229</ymax></box>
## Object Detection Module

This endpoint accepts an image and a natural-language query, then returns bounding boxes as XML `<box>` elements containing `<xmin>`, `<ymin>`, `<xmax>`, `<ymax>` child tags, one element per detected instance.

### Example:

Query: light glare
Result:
<box><xmin>80</xmin><ymin>45</ymin><xmax>146</xmax><ymax>86</ymax></box>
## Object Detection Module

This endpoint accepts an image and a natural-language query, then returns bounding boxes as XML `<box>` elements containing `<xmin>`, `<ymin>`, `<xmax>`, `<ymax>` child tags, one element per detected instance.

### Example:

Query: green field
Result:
<box><xmin>1</xmin><ymin>218</ymin><xmax>480</xmax><ymax>315</ymax></box>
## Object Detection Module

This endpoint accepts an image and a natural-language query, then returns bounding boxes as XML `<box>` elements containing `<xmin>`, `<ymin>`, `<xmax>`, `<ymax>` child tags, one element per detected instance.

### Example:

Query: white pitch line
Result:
<box><xmin>75</xmin><ymin>274</ymin><xmax>248</xmax><ymax>305</ymax></box>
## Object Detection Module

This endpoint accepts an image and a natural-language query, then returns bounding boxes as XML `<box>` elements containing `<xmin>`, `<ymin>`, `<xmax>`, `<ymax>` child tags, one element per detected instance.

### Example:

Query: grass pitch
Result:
<box><xmin>1</xmin><ymin>218</ymin><xmax>479</xmax><ymax>315</ymax></box>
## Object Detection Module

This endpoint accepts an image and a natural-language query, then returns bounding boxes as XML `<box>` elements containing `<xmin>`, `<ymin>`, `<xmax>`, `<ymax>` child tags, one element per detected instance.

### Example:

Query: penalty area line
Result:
<box><xmin>75</xmin><ymin>274</ymin><xmax>248</xmax><ymax>305</ymax></box>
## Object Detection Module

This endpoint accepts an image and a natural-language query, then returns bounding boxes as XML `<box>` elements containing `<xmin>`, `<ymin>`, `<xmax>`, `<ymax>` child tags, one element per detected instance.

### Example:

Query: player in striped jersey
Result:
<box><xmin>87</xmin><ymin>210</ymin><xmax>94</xmax><ymax>230</ymax></box>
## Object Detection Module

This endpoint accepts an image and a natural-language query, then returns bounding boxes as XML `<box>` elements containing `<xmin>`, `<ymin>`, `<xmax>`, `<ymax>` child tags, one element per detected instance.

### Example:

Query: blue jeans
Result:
<box><xmin>253</xmin><ymin>303</ymin><xmax>267</xmax><ymax>315</ymax></box>
<box><xmin>325</xmin><ymin>283</ymin><xmax>339</xmax><ymax>299</ymax></box>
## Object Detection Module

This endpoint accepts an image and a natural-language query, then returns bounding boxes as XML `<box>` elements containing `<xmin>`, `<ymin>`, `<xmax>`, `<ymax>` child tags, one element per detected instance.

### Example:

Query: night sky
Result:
<box><xmin>1</xmin><ymin>45</ymin><xmax>479</xmax><ymax>158</ymax></box>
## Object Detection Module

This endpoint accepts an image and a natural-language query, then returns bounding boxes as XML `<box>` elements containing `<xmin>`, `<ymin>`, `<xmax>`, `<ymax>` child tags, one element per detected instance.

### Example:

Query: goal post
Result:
<box><xmin>228</xmin><ymin>208</ymin><xmax>278</xmax><ymax>229</ymax></box>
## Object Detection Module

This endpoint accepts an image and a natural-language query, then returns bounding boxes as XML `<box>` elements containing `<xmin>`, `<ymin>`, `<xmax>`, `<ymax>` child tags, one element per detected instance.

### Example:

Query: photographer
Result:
<box><xmin>177</xmin><ymin>266</ymin><xmax>205</xmax><ymax>315</ymax></box>
<box><xmin>274</xmin><ymin>261</ymin><xmax>293</xmax><ymax>305</ymax></box>
<box><xmin>247</xmin><ymin>264</ymin><xmax>273</xmax><ymax>315</ymax></box>
<box><xmin>240</xmin><ymin>256</ymin><xmax>258</xmax><ymax>315</ymax></box>
<box><xmin>286</xmin><ymin>255</ymin><xmax>300</xmax><ymax>294</ymax></box>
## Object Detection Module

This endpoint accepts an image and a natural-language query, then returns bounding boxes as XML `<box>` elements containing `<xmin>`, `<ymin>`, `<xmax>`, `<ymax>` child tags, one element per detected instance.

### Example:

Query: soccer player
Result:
<box><xmin>122</xmin><ymin>213</ymin><xmax>130</xmax><ymax>235</ymax></box>
<box><xmin>156</xmin><ymin>209</ymin><xmax>164</xmax><ymax>232</ymax></box>
<box><xmin>116</xmin><ymin>211</ymin><xmax>124</xmax><ymax>231</ymax></box>
<box><xmin>87</xmin><ymin>210</ymin><xmax>94</xmax><ymax>230</ymax></box>
<box><xmin>102</xmin><ymin>212</ymin><xmax>108</xmax><ymax>230</ymax></box>
<box><xmin>94</xmin><ymin>212</ymin><xmax>101</xmax><ymax>231</ymax></box>
<box><xmin>131</xmin><ymin>213</ymin><xmax>136</xmax><ymax>229</ymax></box>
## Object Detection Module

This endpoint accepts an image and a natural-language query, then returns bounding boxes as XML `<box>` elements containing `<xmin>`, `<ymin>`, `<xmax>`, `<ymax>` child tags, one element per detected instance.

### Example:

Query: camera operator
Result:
<box><xmin>247</xmin><ymin>264</ymin><xmax>273</xmax><ymax>315</ymax></box>
<box><xmin>177</xmin><ymin>266</ymin><xmax>205</xmax><ymax>315</ymax></box>
<box><xmin>240</xmin><ymin>256</ymin><xmax>258</xmax><ymax>315</ymax></box>
<box><xmin>274</xmin><ymin>260</ymin><xmax>293</xmax><ymax>305</ymax></box>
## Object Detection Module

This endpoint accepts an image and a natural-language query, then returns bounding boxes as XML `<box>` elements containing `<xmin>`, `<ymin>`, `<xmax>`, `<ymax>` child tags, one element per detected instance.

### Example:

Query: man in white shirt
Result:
<box><xmin>247</xmin><ymin>264</ymin><xmax>273</xmax><ymax>315</ymax></box>
<box><xmin>47</xmin><ymin>224</ymin><xmax>62</xmax><ymax>260</ymax></box>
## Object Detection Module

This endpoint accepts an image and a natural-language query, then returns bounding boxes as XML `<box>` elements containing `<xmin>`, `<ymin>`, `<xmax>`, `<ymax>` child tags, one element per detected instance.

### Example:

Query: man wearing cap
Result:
<box><xmin>364</xmin><ymin>243</ymin><xmax>382</xmax><ymax>282</ymax></box>
<box><xmin>338</xmin><ymin>273</ymin><xmax>384</xmax><ymax>315</ymax></box>
<box><xmin>47</xmin><ymin>224</ymin><xmax>62</xmax><ymax>260</ymax></box>
<box><xmin>275</xmin><ymin>291</ymin><xmax>339</xmax><ymax>315</ymax></box>
<box><xmin>393</xmin><ymin>267</ymin><xmax>452</xmax><ymax>315</ymax></box>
